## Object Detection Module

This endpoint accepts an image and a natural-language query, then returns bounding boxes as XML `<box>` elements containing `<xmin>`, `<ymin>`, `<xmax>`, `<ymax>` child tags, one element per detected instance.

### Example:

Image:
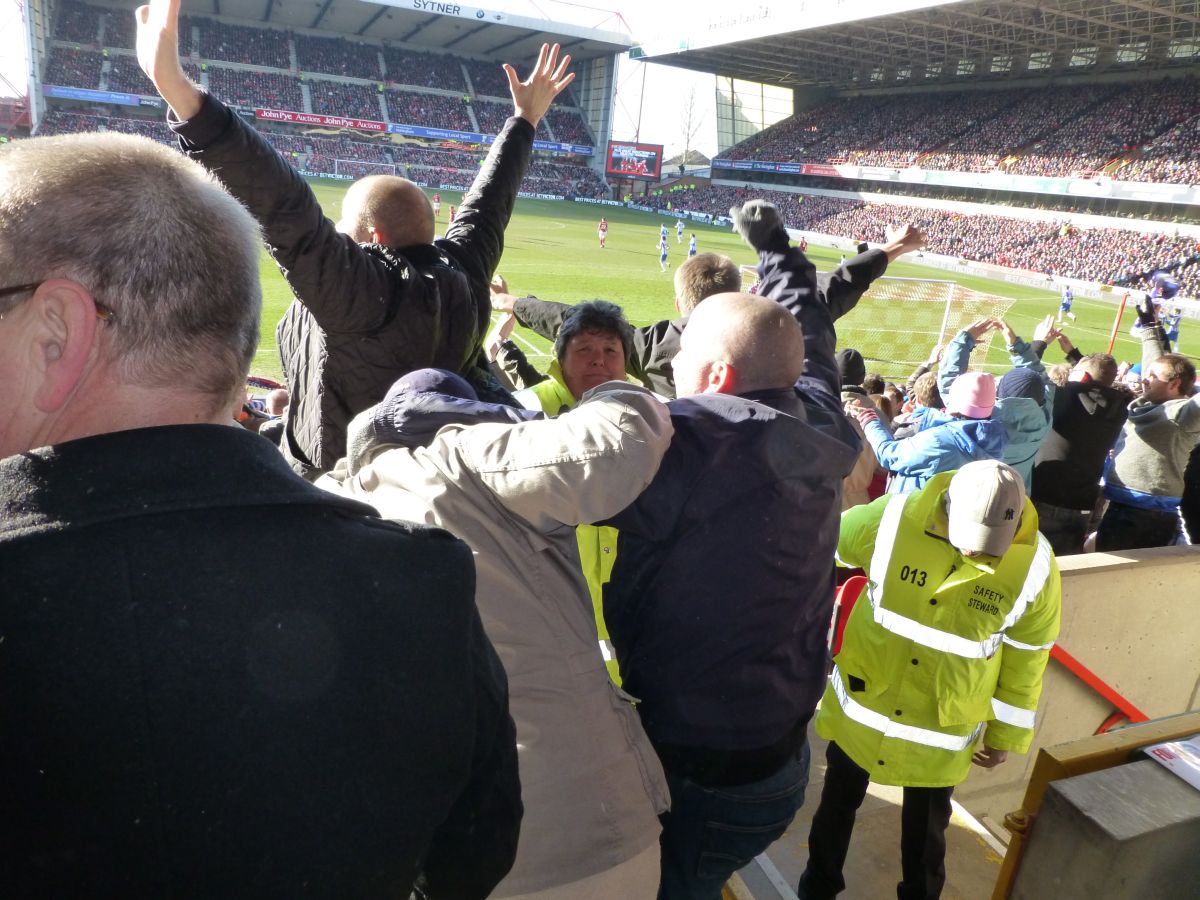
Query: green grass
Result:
<box><xmin>251</xmin><ymin>179</ymin><xmax>1164</xmax><ymax>385</ymax></box>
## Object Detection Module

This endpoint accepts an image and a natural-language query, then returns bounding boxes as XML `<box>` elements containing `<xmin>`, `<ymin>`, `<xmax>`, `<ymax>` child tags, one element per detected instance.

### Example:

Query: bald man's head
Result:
<box><xmin>671</xmin><ymin>292</ymin><xmax>806</xmax><ymax>397</ymax></box>
<box><xmin>337</xmin><ymin>175</ymin><xmax>435</xmax><ymax>247</ymax></box>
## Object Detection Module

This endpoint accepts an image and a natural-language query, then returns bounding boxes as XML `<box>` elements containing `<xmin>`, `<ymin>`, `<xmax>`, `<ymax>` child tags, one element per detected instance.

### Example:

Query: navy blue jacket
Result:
<box><xmin>603</xmin><ymin>242</ymin><xmax>860</xmax><ymax>751</ymax></box>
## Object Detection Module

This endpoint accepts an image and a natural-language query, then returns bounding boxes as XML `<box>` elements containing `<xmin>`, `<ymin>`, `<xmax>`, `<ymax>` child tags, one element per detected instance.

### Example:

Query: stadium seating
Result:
<box><xmin>716</xmin><ymin>77</ymin><xmax>1200</xmax><ymax>184</ymax></box>
<box><xmin>198</xmin><ymin>20</ymin><xmax>292</xmax><ymax>70</ymax></box>
<box><xmin>207</xmin><ymin>68</ymin><xmax>304</xmax><ymax>112</ymax></box>
<box><xmin>309</xmin><ymin>136</ymin><xmax>394</xmax><ymax>164</ymax></box>
<box><xmin>1117</xmin><ymin>114</ymin><xmax>1200</xmax><ymax>185</ymax></box>
<box><xmin>104</xmin><ymin>8</ymin><xmax>138</xmax><ymax>50</ymax></box>
<box><xmin>386</xmin><ymin>90</ymin><xmax>473</xmax><ymax>131</ymax></box>
<box><xmin>56</xmin><ymin>2</ymin><xmax>101</xmax><ymax>45</ymax></box>
<box><xmin>308</xmin><ymin>79</ymin><xmax>384</xmax><ymax>121</ymax></box>
<box><xmin>463</xmin><ymin>59</ymin><xmax>510</xmax><ymax>98</ymax></box>
<box><xmin>105</xmin><ymin>55</ymin><xmax>155</xmax><ymax>96</ymax></box>
<box><xmin>296</xmin><ymin>34</ymin><xmax>382</xmax><ymax>81</ymax></box>
<box><xmin>383</xmin><ymin>47</ymin><xmax>465</xmax><ymax>91</ymax></box>
<box><xmin>44</xmin><ymin>47</ymin><xmax>103</xmax><ymax>89</ymax></box>
<box><xmin>544</xmin><ymin>108</ymin><xmax>592</xmax><ymax>145</ymax></box>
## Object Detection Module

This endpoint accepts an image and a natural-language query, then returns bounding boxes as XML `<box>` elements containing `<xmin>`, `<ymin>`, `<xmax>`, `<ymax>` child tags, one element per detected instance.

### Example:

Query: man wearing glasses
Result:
<box><xmin>0</xmin><ymin>131</ymin><xmax>520</xmax><ymax>896</ymax></box>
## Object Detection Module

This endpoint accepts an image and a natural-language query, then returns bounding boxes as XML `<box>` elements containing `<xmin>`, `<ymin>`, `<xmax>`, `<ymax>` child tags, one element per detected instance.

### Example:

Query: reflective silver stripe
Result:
<box><xmin>830</xmin><ymin>665</ymin><xmax>984</xmax><ymax>752</ymax></box>
<box><xmin>1002</xmin><ymin>636</ymin><xmax>1055</xmax><ymax>652</ymax></box>
<box><xmin>991</xmin><ymin>697</ymin><xmax>1037</xmax><ymax>729</ymax></box>
<box><xmin>599</xmin><ymin>640</ymin><xmax>616</xmax><ymax>662</ymax></box>
<box><xmin>999</xmin><ymin>534</ymin><xmax>1054</xmax><ymax>633</ymax></box>
<box><xmin>868</xmin><ymin>492</ymin><xmax>909</xmax><ymax>589</ymax></box>
<box><xmin>873</xmin><ymin>606</ymin><xmax>996</xmax><ymax>659</ymax></box>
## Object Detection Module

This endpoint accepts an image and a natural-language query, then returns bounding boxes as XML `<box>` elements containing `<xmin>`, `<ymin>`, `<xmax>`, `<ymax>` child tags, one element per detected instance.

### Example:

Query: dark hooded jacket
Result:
<box><xmin>602</xmin><ymin>240</ymin><xmax>861</xmax><ymax>755</ymax></box>
<box><xmin>170</xmin><ymin>94</ymin><xmax>527</xmax><ymax>478</ymax></box>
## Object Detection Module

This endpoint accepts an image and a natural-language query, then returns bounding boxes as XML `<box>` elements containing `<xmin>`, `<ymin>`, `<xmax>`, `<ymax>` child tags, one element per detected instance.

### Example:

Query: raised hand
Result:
<box><xmin>1032</xmin><ymin>314</ymin><xmax>1059</xmax><ymax>345</ymax></box>
<box><xmin>504</xmin><ymin>43</ymin><xmax>575</xmax><ymax>129</ymax></box>
<box><xmin>996</xmin><ymin>319</ymin><xmax>1019</xmax><ymax>347</ymax></box>
<box><xmin>729</xmin><ymin>200</ymin><xmax>786</xmax><ymax>252</ymax></box>
<box><xmin>136</xmin><ymin>0</ymin><xmax>203</xmax><ymax>119</ymax></box>
<box><xmin>883</xmin><ymin>223</ymin><xmax>926</xmax><ymax>261</ymax></box>
<box><xmin>964</xmin><ymin>318</ymin><xmax>996</xmax><ymax>340</ymax></box>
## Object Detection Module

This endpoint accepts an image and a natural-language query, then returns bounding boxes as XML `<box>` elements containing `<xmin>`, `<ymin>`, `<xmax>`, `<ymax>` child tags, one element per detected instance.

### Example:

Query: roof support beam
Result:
<box><xmin>310</xmin><ymin>0</ymin><xmax>335</xmax><ymax>30</ymax></box>
<box><xmin>400</xmin><ymin>15</ymin><xmax>438</xmax><ymax>43</ymax></box>
<box><xmin>356</xmin><ymin>6</ymin><xmax>389</xmax><ymax>36</ymax></box>
<box><xmin>261</xmin><ymin>0</ymin><xmax>274</xmax><ymax>23</ymax></box>
<box><xmin>1121</xmin><ymin>0</ymin><xmax>1200</xmax><ymax>27</ymax></box>
<box><xmin>444</xmin><ymin>22</ymin><xmax>491</xmax><ymax>49</ymax></box>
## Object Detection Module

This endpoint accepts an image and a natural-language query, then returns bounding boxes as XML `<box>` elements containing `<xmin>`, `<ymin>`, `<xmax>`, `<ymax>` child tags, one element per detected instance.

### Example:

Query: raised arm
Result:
<box><xmin>731</xmin><ymin>201</ymin><xmax>838</xmax><ymax>395</ymax></box>
<box><xmin>442</xmin><ymin>44</ymin><xmax>575</xmax><ymax>290</ymax></box>
<box><xmin>137</xmin><ymin>0</ymin><xmax>396</xmax><ymax>334</ymax></box>
<box><xmin>938</xmin><ymin>320</ymin><xmax>994</xmax><ymax>398</ymax></box>
<box><xmin>819</xmin><ymin>224</ymin><xmax>926</xmax><ymax>322</ymax></box>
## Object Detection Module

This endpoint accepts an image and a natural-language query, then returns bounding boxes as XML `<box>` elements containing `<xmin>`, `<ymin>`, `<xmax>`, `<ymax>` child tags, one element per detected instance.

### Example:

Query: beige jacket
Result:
<box><xmin>323</xmin><ymin>384</ymin><xmax>672</xmax><ymax>895</ymax></box>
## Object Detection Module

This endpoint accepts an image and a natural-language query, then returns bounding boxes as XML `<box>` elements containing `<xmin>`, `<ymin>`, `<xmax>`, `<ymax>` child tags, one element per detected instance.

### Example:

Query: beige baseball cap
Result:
<box><xmin>946</xmin><ymin>460</ymin><xmax>1026</xmax><ymax>556</ymax></box>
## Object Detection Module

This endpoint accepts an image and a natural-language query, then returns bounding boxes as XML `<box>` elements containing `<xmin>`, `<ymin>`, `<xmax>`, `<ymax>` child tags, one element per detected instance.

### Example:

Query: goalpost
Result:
<box><xmin>740</xmin><ymin>268</ymin><xmax>1016</xmax><ymax>382</ymax></box>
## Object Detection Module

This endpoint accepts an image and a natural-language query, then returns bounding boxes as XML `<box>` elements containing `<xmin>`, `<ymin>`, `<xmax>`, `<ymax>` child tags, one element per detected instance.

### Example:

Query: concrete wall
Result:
<box><xmin>955</xmin><ymin>545</ymin><xmax>1200</xmax><ymax>840</ymax></box>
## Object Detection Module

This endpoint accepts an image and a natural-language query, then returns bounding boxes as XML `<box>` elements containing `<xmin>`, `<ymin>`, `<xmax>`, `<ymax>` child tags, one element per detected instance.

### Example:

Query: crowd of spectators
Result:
<box><xmin>260</xmin><ymin>130</ymin><xmax>307</xmax><ymax>156</ymax></box>
<box><xmin>309</xmin><ymin>135</ymin><xmax>395</xmax><ymax>164</ymax></box>
<box><xmin>103</xmin><ymin>7</ymin><xmax>138</xmax><ymax>49</ymax></box>
<box><xmin>308</xmin><ymin>79</ymin><xmax>384</xmax><ymax>121</ymax></box>
<box><xmin>521</xmin><ymin>160</ymin><xmax>608</xmax><ymax>197</ymax></box>
<box><xmin>101</xmin><ymin>113</ymin><xmax>174</xmax><ymax>145</ymax></box>
<box><xmin>382</xmin><ymin>47</ymin><xmax>465</xmax><ymax>91</ymax></box>
<box><xmin>56</xmin><ymin>2</ymin><xmax>101</xmax><ymax>45</ymax></box>
<box><xmin>305</xmin><ymin>156</ymin><xmax>396</xmax><ymax>179</ymax></box>
<box><xmin>296</xmin><ymin>34</ymin><xmax>381</xmax><ymax>81</ymax></box>
<box><xmin>35</xmin><ymin>108</ymin><xmax>106</xmax><ymax>134</ymax></box>
<box><xmin>463</xmin><ymin>58</ymin><xmax>511</xmax><ymax>98</ymax></box>
<box><xmin>1118</xmin><ymin>114</ymin><xmax>1200</xmax><ymax>185</ymax></box>
<box><xmin>198</xmin><ymin>20</ymin><xmax>292</xmax><ymax>70</ymax></box>
<box><xmin>716</xmin><ymin>78</ymin><xmax>1200</xmax><ymax>184</ymax></box>
<box><xmin>207</xmin><ymin>68</ymin><xmax>303</xmax><ymax>111</ymax></box>
<box><xmin>104</xmin><ymin>55</ymin><xmax>155</xmax><ymax>96</ymax></box>
<box><xmin>385</xmin><ymin>90</ymin><xmax>472</xmax><ymax>130</ymax></box>
<box><xmin>543</xmin><ymin>108</ymin><xmax>591</xmax><ymax>145</ymax></box>
<box><xmin>394</xmin><ymin>145</ymin><xmax>483</xmax><ymax>170</ymax></box>
<box><xmin>473</xmin><ymin>99</ymin><xmax>527</xmax><ymax>136</ymax></box>
<box><xmin>647</xmin><ymin>184</ymin><xmax>1199</xmax><ymax>289</ymax></box>
<box><xmin>44</xmin><ymin>47</ymin><xmax>103</xmax><ymax>89</ymax></box>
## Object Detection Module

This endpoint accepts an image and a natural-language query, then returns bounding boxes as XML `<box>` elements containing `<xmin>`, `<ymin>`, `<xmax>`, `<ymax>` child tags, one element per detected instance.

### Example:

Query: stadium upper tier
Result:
<box><xmin>716</xmin><ymin>77</ymin><xmax>1200</xmax><ymax>186</ymax></box>
<box><xmin>642</xmin><ymin>183</ymin><xmax>1200</xmax><ymax>295</ymax></box>
<box><xmin>40</xmin><ymin>3</ymin><xmax>590</xmax><ymax>144</ymax></box>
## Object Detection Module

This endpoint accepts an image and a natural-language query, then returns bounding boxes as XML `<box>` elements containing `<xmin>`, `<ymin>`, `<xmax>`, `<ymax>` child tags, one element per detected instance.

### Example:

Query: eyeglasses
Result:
<box><xmin>0</xmin><ymin>282</ymin><xmax>116</xmax><ymax>322</ymax></box>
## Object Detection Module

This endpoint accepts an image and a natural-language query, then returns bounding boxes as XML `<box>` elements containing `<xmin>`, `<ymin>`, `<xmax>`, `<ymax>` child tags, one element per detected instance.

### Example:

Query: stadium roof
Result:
<box><xmin>632</xmin><ymin>0</ymin><xmax>1200</xmax><ymax>90</ymax></box>
<box><xmin>157</xmin><ymin>0</ymin><xmax>632</xmax><ymax>61</ymax></box>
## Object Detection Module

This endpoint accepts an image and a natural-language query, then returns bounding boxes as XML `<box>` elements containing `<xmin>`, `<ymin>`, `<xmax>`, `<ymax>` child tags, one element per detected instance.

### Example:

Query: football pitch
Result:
<box><xmin>249</xmin><ymin>179</ymin><xmax>1157</xmax><ymax>385</ymax></box>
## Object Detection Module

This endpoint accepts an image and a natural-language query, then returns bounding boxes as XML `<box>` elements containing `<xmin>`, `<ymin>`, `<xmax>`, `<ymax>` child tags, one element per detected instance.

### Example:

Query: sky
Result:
<box><xmin>0</xmin><ymin>0</ymin><xmax>727</xmax><ymax>156</ymax></box>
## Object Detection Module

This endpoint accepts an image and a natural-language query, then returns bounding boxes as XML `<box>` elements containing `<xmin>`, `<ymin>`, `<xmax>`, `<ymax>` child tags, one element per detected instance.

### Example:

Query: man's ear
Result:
<box><xmin>704</xmin><ymin>361</ymin><xmax>736</xmax><ymax>394</ymax></box>
<box><xmin>31</xmin><ymin>279</ymin><xmax>101</xmax><ymax>413</ymax></box>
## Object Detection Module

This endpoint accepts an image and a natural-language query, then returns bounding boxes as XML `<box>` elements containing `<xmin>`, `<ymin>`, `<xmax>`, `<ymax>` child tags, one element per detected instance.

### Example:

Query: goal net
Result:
<box><xmin>740</xmin><ymin>268</ymin><xmax>1015</xmax><ymax>383</ymax></box>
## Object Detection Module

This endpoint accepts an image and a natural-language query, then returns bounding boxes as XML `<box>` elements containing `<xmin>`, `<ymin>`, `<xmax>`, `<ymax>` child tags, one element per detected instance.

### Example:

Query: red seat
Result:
<box><xmin>829</xmin><ymin>574</ymin><xmax>868</xmax><ymax>656</ymax></box>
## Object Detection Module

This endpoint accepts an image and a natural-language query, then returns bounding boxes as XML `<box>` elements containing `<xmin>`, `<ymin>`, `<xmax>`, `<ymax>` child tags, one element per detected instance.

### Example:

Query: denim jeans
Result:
<box><xmin>1096</xmin><ymin>500</ymin><xmax>1180</xmax><ymax>551</ymax></box>
<box><xmin>657</xmin><ymin>741</ymin><xmax>810</xmax><ymax>900</ymax></box>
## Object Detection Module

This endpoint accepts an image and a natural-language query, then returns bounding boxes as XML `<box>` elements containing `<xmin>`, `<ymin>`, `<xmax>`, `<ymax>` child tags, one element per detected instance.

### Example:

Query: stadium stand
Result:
<box><xmin>295</xmin><ymin>33</ymin><xmax>382</xmax><ymax>81</ymax></box>
<box><xmin>55</xmin><ymin>1</ymin><xmax>101</xmax><ymax>45</ymax></box>
<box><xmin>104</xmin><ymin>55</ymin><xmax>156</xmax><ymax>96</ymax></box>
<box><xmin>308</xmin><ymin>79</ymin><xmax>384</xmax><ymax>121</ymax></box>
<box><xmin>717</xmin><ymin>77</ymin><xmax>1200</xmax><ymax>183</ymax></box>
<box><xmin>198</xmin><ymin>20</ymin><xmax>292</xmax><ymax>70</ymax></box>
<box><xmin>473</xmin><ymin>99</ymin><xmax>521</xmax><ymax>136</ymax></box>
<box><xmin>382</xmin><ymin>46</ymin><xmax>465</xmax><ymax>91</ymax></box>
<box><xmin>463</xmin><ymin>58</ymin><xmax>510</xmax><ymax>98</ymax></box>
<box><xmin>207</xmin><ymin>68</ymin><xmax>304</xmax><ymax>112</ymax></box>
<box><xmin>1118</xmin><ymin>114</ymin><xmax>1200</xmax><ymax>185</ymax></box>
<box><xmin>544</xmin><ymin>108</ymin><xmax>592</xmax><ymax>145</ymax></box>
<box><xmin>309</xmin><ymin>135</ymin><xmax>394</xmax><ymax>164</ymax></box>
<box><xmin>103</xmin><ymin>7</ymin><xmax>137</xmax><ymax>50</ymax></box>
<box><xmin>44</xmin><ymin>46</ymin><xmax>103</xmax><ymax>89</ymax></box>
<box><xmin>386</xmin><ymin>90</ymin><xmax>473</xmax><ymax>130</ymax></box>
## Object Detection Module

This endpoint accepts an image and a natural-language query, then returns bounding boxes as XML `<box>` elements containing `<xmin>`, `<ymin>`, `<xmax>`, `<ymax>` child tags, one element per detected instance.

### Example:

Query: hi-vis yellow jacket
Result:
<box><xmin>516</xmin><ymin>362</ymin><xmax>622</xmax><ymax>683</ymax></box>
<box><xmin>817</xmin><ymin>471</ymin><xmax>1061</xmax><ymax>788</ymax></box>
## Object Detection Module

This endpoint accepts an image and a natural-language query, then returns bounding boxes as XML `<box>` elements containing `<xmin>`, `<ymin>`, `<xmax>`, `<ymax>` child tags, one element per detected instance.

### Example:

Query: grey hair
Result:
<box><xmin>0</xmin><ymin>132</ymin><xmax>262</xmax><ymax>405</ymax></box>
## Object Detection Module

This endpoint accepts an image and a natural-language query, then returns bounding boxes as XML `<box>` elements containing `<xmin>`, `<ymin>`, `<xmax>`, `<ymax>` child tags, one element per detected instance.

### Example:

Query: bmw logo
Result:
<box><xmin>476</xmin><ymin>10</ymin><xmax>485</xmax><ymax>18</ymax></box>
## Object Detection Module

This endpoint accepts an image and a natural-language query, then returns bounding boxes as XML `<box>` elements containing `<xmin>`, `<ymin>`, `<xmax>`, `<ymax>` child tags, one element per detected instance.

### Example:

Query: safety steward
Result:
<box><xmin>798</xmin><ymin>460</ymin><xmax>1061</xmax><ymax>900</ymax></box>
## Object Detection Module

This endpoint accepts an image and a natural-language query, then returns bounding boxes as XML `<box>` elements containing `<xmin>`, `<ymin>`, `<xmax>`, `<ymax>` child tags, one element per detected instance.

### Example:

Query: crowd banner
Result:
<box><xmin>256</xmin><ymin>107</ymin><xmax>387</xmax><ymax>132</ymax></box>
<box><xmin>44</xmin><ymin>84</ymin><xmax>144</xmax><ymax>107</ymax></box>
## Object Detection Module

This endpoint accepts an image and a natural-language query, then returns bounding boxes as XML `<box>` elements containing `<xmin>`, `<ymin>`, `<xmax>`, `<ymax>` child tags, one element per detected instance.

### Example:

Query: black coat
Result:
<box><xmin>0</xmin><ymin>425</ymin><xmax>521</xmax><ymax>898</ymax></box>
<box><xmin>172</xmin><ymin>96</ymin><xmax>529</xmax><ymax>477</ymax></box>
<box><xmin>513</xmin><ymin>247</ymin><xmax>891</xmax><ymax>396</ymax></box>
<box><xmin>602</xmin><ymin>243</ymin><xmax>861</xmax><ymax>752</ymax></box>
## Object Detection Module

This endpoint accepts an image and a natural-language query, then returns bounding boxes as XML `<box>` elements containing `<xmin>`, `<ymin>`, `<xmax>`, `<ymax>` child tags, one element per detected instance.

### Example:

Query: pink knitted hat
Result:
<box><xmin>946</xmin><ymin>371</ymin><xmax>997</xmax><ymax>419</ymax></box>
